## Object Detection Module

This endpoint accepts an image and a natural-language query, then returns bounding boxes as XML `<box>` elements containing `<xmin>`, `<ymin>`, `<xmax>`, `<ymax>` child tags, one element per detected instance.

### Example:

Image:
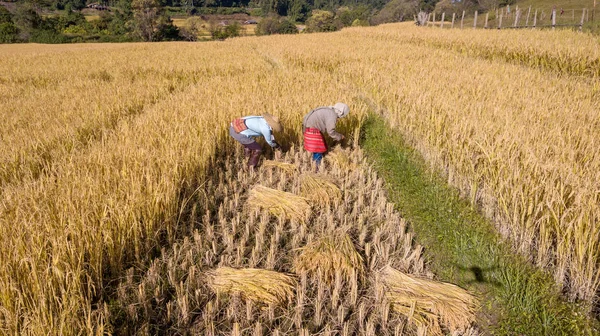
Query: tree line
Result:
<box><xmin>0</xmin><ymin>0</ymin><xmax>515</xmax><ymax>43</ymax></box>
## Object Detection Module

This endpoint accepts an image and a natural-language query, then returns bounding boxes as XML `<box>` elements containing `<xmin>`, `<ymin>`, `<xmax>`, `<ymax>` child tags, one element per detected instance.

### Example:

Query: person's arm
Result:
<box><xmin>260</xmin><ymin>118</ymin><xmax>277</xmax><ymax>147</ymax></box>
<box><xmin>325</xmin><ymin>112</ymin><xmax>344</xmax><ymax>141</ymax></box>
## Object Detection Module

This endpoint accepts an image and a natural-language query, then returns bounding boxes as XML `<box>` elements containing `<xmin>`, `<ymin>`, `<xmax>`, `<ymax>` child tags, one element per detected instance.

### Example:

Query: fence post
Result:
<box><xmin>587</xmin><ymin>8</ymin><xmax>589</xmax><ymax>21</ymax></box>
<box><xmin>552</xmin><ymin>8</ymin><xmax>556</xmax><ymax>29</ymax></box>
<box><xmin>473</xmin><ymin>11</ymin><xmax>478</xmax><ymax>28</ymax></box>
<box><xmin>573</xmin><ymin>9</ymin><xmax>575</xmax><ymax>20</ymax></box>
<box><xmin>533</xmin><ymin>9</ymin><xmax>537</xmax><ymax>28</ymax></box>
<box><xmin>441</xmin><ymin>12</ymin><xmax>445</xmax><ymax>28</ymax></box>
<box><xmin>451</xmin><ymin>13</ymin><xmax>456</xmax><ymax>28</ymax></box>
<box><xmin>580</xmin><ymin>8</ymin><xmax>586</xmax><ymax>30</ymax></box>
<box><xmin>514</xmin><ymin>9</ymin><xmax>520</xmax><ymax>27</ymax></box>
<box><xmin>525</xmin><ymin>6</ymin><xmax>531</xmax><ymax>26</ymax></box>
<box><xmin>433</xmin><ymin>12</ymin><xmax>436</xmax><ymax>23</ymax></box>
<box><xmin>498</xmin><ymin>12</ymin><xmax>503</xmax><ymax>29</ymax></box>
<box><xmin>484</xmin><ymin>12</ymin><xmax>489</xmax><ymax>28</ymax></box>
<box><xmin>461</xmin><ymin>10</ymin><xmax>465</xmax><ymax>28</ymax></box>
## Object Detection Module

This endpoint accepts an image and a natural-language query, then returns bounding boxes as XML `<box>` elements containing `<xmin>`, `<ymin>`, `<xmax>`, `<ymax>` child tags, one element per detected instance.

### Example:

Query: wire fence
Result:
<box><xmin>417</xmin><ymin>5</ymin><xmax>597</xmax><ymax>31</ymax></box>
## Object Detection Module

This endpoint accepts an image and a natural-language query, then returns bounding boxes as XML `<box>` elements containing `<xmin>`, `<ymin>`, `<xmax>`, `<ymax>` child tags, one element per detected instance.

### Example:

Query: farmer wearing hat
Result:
<box><xmin>229</xmin><ymin>113</ymin><xmax>282</xmax><ymax>168</ymax></box>
<box><xmin>302</xmin><ymin>103</ymin><xmax>349</xmax><ymax>165</ymax></box>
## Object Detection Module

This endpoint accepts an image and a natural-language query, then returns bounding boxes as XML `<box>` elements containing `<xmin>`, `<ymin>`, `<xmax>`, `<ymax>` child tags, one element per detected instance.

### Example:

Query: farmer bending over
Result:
<box><xmin>302</xmin><ymin>103</ymin><xmax>349</xmax><ymax>165</ymax></box>
<box><xmin>229</xmin><ymin>113</ymin><xmax>281</xmax><ymax>168</ymax></box>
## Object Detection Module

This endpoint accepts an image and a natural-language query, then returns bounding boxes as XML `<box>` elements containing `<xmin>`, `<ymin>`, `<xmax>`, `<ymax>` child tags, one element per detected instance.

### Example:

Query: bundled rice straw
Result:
<box><xmin>263</xmin><ymin>160</ymin><xmax>297</xmax><ymax>173</ymax></box>
<box><xmin>379</xmin><ymin>265</ymin><xmax>477</xmax><ymax>334</ymax></box>
<box><xmin>207</xmin><ymin>267</ymin><xmax>297</xmax><ymax>305</ymax></box>
<box><xmin>300</xmin><ymin>173</ymin><xmax>342</xmax><ymax>206</ymax></box>
<box><xmin>293</xmin><ymin>234</ymin><xmax>364</xmax><ymax>283</ymax></box>
<box><xmin>247</xmin><ymin>185</ymin><xmax>310</xmax><ymax>222</ymax></box>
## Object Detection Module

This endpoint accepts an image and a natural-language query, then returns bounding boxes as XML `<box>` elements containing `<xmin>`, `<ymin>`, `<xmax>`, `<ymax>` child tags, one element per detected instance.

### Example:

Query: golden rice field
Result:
<box><xmin>0</xmin><ymin>23</ymin><xmax>599</xmax><ymax>334</ymax></box>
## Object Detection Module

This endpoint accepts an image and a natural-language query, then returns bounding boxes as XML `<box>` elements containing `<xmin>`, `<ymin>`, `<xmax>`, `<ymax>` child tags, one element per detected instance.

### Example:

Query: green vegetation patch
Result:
<box><xmin>360</xmin><ymin>114</ymin><xmax>598</xmax><ymax>335</ymax></box>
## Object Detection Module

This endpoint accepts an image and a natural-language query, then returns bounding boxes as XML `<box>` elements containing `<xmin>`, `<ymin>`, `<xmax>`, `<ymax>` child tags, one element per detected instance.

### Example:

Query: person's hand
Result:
<box><xmin>272</xmin><ymin>141</ymin><xmax>281</xmax><ymax>150</ymax></box>
<box><xmin>340</xmin><ymin>135</ymin><xmax>345</xmax><ymax>141</ymax></box>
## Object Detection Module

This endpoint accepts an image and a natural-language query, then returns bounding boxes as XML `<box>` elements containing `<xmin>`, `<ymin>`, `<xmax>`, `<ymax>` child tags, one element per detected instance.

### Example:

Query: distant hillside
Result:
<box><xmin>516</xmin><ymin>0</ymin><xmax>595</xmax><ymax>11</ymax></box>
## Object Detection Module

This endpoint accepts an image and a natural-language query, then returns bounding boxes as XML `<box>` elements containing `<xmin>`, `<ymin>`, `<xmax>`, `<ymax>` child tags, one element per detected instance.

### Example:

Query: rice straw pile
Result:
<box><xmin>299</xmin><ymin>173</ymin><xmax>342</xmax><ymax>206</ymax></box>
<box><xmin>247</xmin><ymin>185</ymin><xmax>311</xmax><ymax>222</ymax></box>
<box><xmin>379</xmin><ymin>265</ymin><xmax>477</xmax><ymax>334</ymax></box>
<box><xmin>293</xmin><ymin>233</ymin><xmax>364</xmax><ymax>283</ymax></box>
<box><xmin>207</xmin><ymin>267</ymin><xmax>297</xmax><ymax>305</ymax></box>
<box><xmin>263</xmin><ymin>160</ymin><xmax>297</xmax><ymax>173</ymax></box>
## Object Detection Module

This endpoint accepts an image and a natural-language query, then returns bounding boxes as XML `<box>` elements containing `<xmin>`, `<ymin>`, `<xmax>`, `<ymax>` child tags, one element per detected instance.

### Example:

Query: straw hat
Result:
<box><xmin>263</xmin><ymin>113</ymin><xmax>282</xmax><ymax>132</ymax></box>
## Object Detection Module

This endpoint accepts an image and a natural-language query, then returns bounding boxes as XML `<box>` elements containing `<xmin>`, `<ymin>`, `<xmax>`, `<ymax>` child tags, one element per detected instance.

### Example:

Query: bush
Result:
<box><xmin>62</xmin><ymin>24</ymin><xmax>87</xmax><ymax>35</ymax></box>
<box><xmin>29</xmin><ymin>29</ymin><xmax>69</xmax><ymax>43</ymax></box>
<box><xmin>211</xmin><ymin>21</ymin><xmax>240</xmax><ymax>40</ymax></box>
<box><xmin>305</xmin><ymin>10</ymin><xmax>341</xmax><ymax>32</ymax></box>
<box><xmin>337</xmin><ymin>5</ymin><xmax>371</xmax><ymax>27</ymax></box>
<box><xmin>255</xmin><ymin>16</ymin><xmax>297</xmax><ymax>35</ymax></box>
<box><xmin>351</xmin><ymin>18</ymin><xmax>369</xmax><ymax>26</ymax></box>
<box><xmin>0</xmin><ymin>22</ymin><xmax>19</xmax><ymax>43</ymax></box>
<box><xmin>248</xmin><ymin>7</ymin><xmax>262</xmax><ymax>16</ymax></box>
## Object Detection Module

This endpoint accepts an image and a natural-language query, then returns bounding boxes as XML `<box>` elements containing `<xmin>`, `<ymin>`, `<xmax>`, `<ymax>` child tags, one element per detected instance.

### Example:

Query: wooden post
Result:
<box><xmin>587</xmin><ymin>8</ymin><xmax>589</xmax><ymax>21</ymax></box>
<box><xmin>473</xmin><ymin>11</ymin><xmax>478</xmax><ymax>28</ymax></box>
<box><xmin>484</xmin><ymin>12</ymin><xmax>489</xmax><ymax>28</ymax></box>
<box><xmin>461</xmin><ymin>10</ymin><xmax>465</xmax><ymax>28</ymax></box>
<box><xmin>514</xmin><ymin>9</ymin><xmax>519</xmax><ymax>27</ymax></box>
<box><xmin>498</xmin><ymin>12</ymin><xmax>503</xmax><ymax>29</ymax></box>
<box><xmin>451</xmin><ymin>13</ymin><xmax>456</xmax><ymax>28</ymax></box>
<box><xmin>533</xmin><ymin>9</ymin><xmax>537</xmax><ymax>28</ymax></box>
<box><xmin>441</xmin><ymin>12</ymin><xmax>445</xmax><ymax>28</ymax></box>
<box><xmin>433</xmin><ymin>12</ymin><xmax>436</xmax><ymax>23</ymax></box>
<box><xmin>525</xmin><ymin>6</ymin><xmax>531</xmax><ymax>26</ymax></box>
<box><xmin>552</xmin><ymin>8</ymin><xmax>556</xmax><ymax>29</ymax></box>
<box><xmin>573</xmin><ymin>9</ymin><xmax>575</xmax><ymax>20</ymax></box>
<box><xmin>580</xmin><ymin>8</ymin><xmax>586</xmax><ymax>30</ymax></box>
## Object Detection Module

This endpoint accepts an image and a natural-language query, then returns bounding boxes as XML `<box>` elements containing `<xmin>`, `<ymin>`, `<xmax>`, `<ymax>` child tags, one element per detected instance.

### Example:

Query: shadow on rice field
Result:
<box><xmin>359</xmin><ymin>113</ymin><xmax>599</xmax><ymax>335</ymax></box>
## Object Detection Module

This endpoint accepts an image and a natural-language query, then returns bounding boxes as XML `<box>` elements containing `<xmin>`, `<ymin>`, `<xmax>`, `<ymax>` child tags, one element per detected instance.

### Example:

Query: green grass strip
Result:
<box><xmin>360</xmin><ymin>114</ymin><xmax>598</xmax><ymax>335</ymax></box>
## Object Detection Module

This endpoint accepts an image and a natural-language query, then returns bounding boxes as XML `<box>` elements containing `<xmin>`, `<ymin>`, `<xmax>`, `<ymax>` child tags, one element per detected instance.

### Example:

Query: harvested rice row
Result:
<box><xmin>115</xmin><ymin>146</ymin><xmax>478</xmax><ymax>335</ymax></box>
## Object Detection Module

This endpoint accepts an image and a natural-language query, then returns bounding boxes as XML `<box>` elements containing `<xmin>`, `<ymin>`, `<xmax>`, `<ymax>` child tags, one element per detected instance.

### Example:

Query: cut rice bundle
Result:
<box><xmin>293</xmin><ymin>233</ymin><xmax>364</xmax><ymax>283</ymax></box>
<box><xmin>300</xmin><ymin>173</ymin><xmax>342</xmax><ymax>206</ymax></box>
<box><xmin>379</xmin><ymin>265</ymin><xmax>477</xmax><ymax>334</ymax></box>
<box><xmin>207</xmin><ymin>267</ymin><xmax>296</xmax><ymax>305</ymax></box>
<box><xmin>247</xmin><ymin>185</ymin><xmax>311</xmax><ymax>222</ymax></box>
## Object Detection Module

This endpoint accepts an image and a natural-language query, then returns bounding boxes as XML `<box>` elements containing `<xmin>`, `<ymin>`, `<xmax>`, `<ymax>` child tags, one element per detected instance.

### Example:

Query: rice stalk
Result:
<box><xmin>326</xmin><ymin>147</ymin><xmax>358</xmax><ymax>170</ymax></box>
<box><xmin>207</xmin><ymin>267</ymin><xmax>297</xmax><ymax>305</ymax></box>
<box><xmin>263</xmin><ymin>160</ymin><xmax>297</xmax><ymax>174</ymax></box>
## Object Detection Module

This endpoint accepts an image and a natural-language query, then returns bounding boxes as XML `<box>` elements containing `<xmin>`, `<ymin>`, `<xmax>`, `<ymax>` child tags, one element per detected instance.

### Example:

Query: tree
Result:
<box><xmin>179</xmin><ymin>16</ymin><xmax>201</xmax><ymax>40</ymax></box>
<box><xmin>132</xmin><ymin>0</ymin><xmax>161</xmax><ymax>41</ymax></box>
<box><xmin>305</xmin><ymin>9</ymin><xmax>341</xmax><ymax>32</ymax></box>
<box><xmin>131</xmin><ymin>0</ymin><xmax>178</xmax><ymax>41</ymax></box>
<box><xmin>13</xmin><ymin>3</ymin><xmax>42</xmax><ymax>32</ymax></box>
<box><xmin>370</xmin><ymin>0</ymin><xmax>417</xmax><ymax>24</ymax></box>
<box><xmin>255</xmin><ymin>16</ymin><xmax>298</xmax><ymax>35</ymax></box>
<box><xmin>0</xmin><ymin>6</ymin><xmax>13</xmax><ymax>24</ymax></box>
<box><xmin>289</xmin><ymin>0</ymin><xmax>310</xmax><ymax>22</ymax></box>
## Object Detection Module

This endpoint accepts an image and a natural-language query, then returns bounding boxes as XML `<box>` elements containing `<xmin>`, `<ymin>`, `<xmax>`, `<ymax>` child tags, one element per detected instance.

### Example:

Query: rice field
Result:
<box><xmin>0</xmin><ymin>22</ymin><xmax>599</xmax><ymax>334</ymax></box>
